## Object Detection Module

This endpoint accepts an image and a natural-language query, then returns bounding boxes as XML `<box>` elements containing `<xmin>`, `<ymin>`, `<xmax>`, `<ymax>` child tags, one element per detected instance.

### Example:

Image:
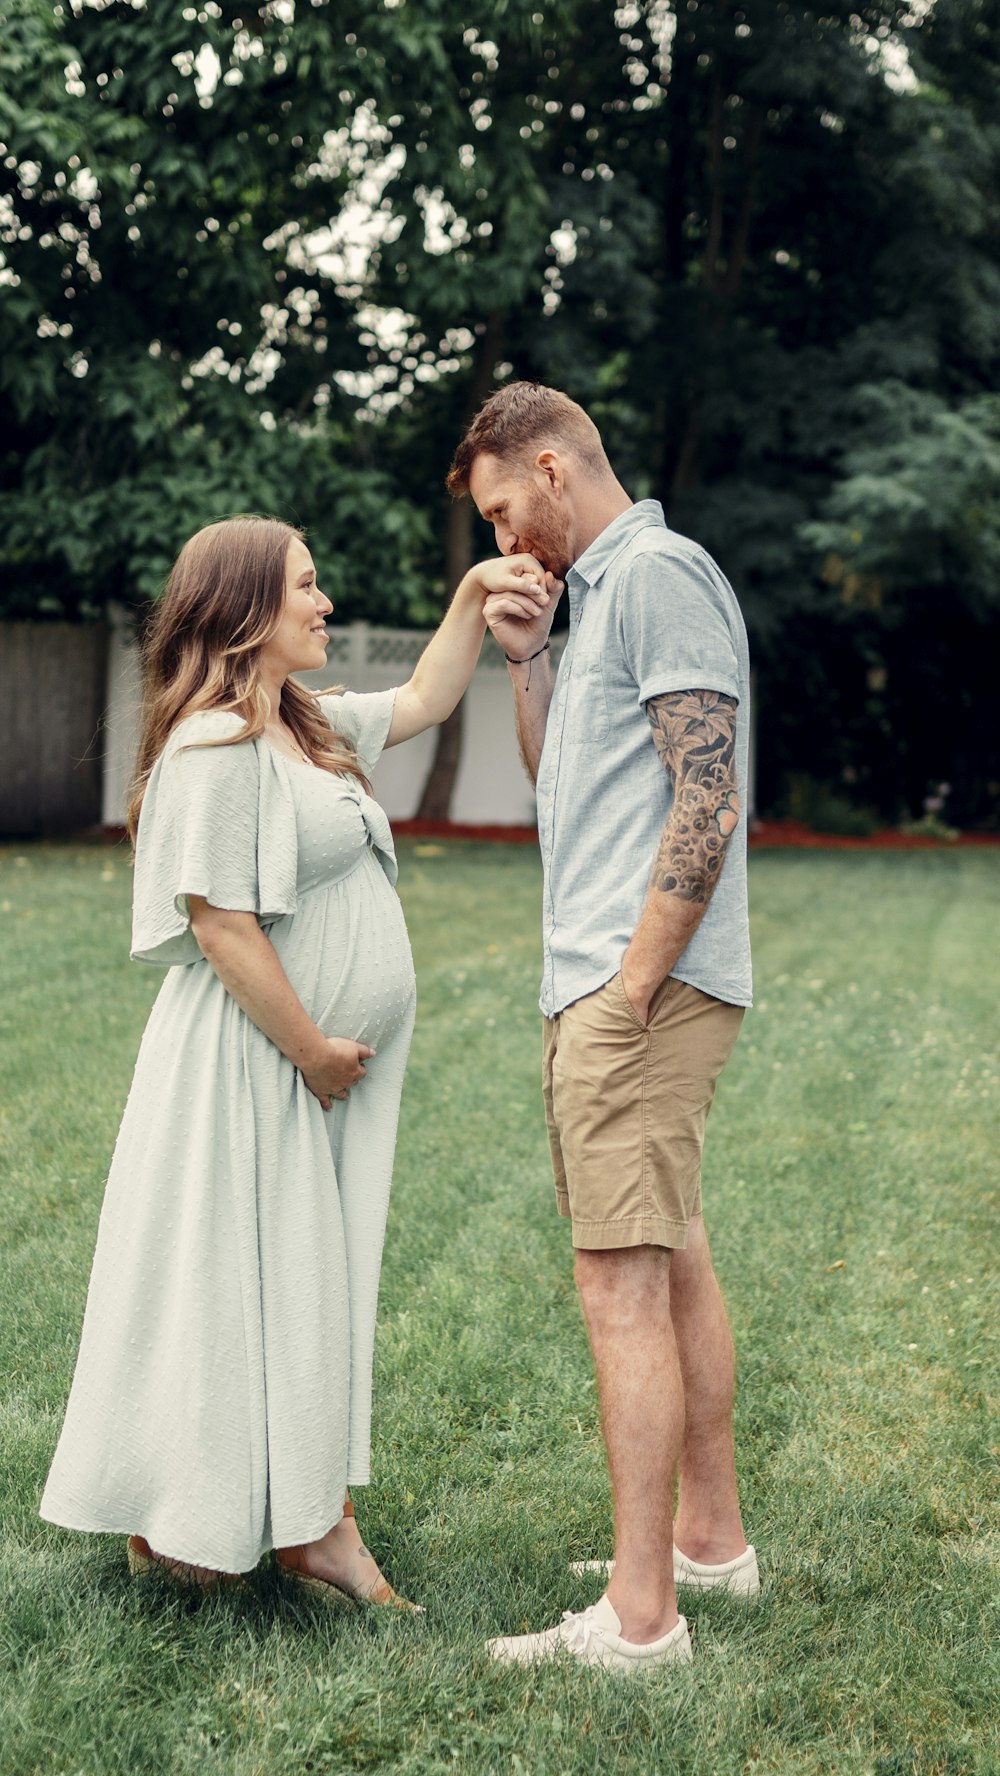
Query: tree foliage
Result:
<box><xmin>0</xmin><ymin>0</ymin><xmax>431</xmax><ymax>615</ymax></box>
<box><xmin>1</xmin><ymin>0</ymin><xmax>998</xmax><ymax>822</ymax></box>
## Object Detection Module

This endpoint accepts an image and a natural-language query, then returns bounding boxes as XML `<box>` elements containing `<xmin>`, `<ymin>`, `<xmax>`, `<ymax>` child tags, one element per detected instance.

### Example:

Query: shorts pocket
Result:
<box><xmin>613</xmin><ymin>970</ymin><xmax>682</xmax><ymax>1032</ymax></box>
<box><xmin>612</xmin><ymin>970</ymin><xmax>649</xmax><ymax>1031</ymax></box>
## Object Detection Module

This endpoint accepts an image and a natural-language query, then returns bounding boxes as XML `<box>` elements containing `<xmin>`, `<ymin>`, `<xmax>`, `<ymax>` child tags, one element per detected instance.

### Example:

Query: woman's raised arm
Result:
<box><xmin>385</xmin><ymin>554</ymin><xmax>561</xmax><ymax>746</ymax></box>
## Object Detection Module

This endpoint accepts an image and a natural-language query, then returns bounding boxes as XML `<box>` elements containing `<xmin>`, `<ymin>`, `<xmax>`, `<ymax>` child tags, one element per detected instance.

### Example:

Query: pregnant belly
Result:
<box><xmin>277</xmin><ymin>860</ymin><xmax>416</xmax><ymax>1050</ymax></box>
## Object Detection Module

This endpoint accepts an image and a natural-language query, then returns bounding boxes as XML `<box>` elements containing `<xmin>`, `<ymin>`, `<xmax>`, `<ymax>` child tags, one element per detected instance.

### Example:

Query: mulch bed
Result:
<box><xmin>95</xmin><ymin>819</ymin><xmax>998</xmax><ymax>850</ymax></box>
<box><xmin>746</xmin><ymin>820</ymin><xmax>999</xmax><ymax>850</ymax></box>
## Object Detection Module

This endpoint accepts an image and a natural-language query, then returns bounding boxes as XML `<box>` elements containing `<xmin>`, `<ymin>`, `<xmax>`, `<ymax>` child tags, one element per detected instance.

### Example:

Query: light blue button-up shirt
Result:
<box><xmin>535</xmin><ymin>500</ymin><xmax>752</xmax><ymax>1017</ymax></box>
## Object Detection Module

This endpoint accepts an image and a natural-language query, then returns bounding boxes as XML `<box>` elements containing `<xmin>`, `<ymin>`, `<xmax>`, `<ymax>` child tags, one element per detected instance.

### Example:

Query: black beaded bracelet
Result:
<box><xmin>504</xmin><ymin>640</ymin><xmax>550</xmax><ymax>690</ymax></box>
<box><xmin>504</xmin><ymin>641</ymin><xmax>550</xmax><ymax>665</ymax></box>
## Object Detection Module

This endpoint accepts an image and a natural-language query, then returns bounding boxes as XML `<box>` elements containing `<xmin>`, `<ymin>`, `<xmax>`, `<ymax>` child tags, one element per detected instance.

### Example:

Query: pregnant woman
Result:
<box><xmin>40</xmin><ymin>514</ymin><xmax>553</xmax><ymax>1606</ymax></box>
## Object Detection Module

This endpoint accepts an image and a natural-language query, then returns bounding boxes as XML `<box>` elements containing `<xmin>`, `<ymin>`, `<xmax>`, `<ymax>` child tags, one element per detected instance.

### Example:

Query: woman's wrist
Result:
<box><xmin>281</xmin><ymin>1024</ymin><xmax>329</xmax><ymax>1073</ymax></box>
<box><xmin>454</xmin><ymin>568</ymin><xmax>490</xmax><ymax>608</ymax></box>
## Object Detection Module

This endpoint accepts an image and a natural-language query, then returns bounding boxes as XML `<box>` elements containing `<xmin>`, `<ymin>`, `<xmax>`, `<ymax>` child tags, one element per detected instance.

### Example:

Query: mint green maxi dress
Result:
<box><xmin>40</xmin><ymin>691</ymin><xmax>416</xmax><ymax>1573</ymax></box>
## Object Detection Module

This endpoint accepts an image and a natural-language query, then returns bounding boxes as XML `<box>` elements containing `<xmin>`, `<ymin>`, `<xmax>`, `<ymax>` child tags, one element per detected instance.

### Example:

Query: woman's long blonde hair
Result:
<box><xmin>127</xmin><ymin>515</ymin><xmax>368</xmax><ymax>844</ymax></box>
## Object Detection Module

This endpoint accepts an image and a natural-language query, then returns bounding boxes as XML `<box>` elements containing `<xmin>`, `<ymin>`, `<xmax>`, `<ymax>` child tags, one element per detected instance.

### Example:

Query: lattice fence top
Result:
<box><xmin>321</xmin><ymin>623</ymin><xmax>566</xmax><ymax>670</ymax></box>
<box><xmin>365</xmin><ymin>632</ymin><xmax>427</xmax><ymax>666</ymax></box>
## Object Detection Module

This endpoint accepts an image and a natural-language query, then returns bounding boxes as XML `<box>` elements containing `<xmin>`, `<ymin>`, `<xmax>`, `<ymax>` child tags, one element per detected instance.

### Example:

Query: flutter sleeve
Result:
<box><xmin>318</xmin><ymin>687</ymin><xmax>398</xmax><ymax>778</ymax></box>
<box><xmin>130</xmin><ymin>711</ymin><xmax>299</xmax><ymax>966</ymax></box>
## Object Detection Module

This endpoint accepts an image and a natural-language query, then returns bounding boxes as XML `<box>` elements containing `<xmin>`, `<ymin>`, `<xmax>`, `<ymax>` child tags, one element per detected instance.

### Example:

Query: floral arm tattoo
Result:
<box><xmin>644</xmin><ymin>689</ymin><xmax>740</xmax><ymax>903</ymax></box>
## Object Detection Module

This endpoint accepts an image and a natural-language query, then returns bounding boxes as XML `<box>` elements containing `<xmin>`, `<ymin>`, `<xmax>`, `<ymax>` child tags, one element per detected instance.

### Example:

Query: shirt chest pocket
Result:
<box><xmin>561</xmin><ymin>655</ymin><xmax>610</xmax><ymax>745</ymax></box>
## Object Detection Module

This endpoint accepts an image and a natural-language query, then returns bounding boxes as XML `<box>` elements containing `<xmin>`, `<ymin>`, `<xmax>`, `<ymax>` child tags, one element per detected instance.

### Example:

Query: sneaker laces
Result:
<box><xmin>558</xmin><ymin>1607</ymin><xmax>603</xmax><ymax>1655</ymax></box>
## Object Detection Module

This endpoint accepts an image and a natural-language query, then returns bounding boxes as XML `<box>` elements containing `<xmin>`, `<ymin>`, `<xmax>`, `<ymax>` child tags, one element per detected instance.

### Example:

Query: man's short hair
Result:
<box><xmin>446</xmin><ymin>380</ymin><xmax>607</xmax><ymax>496</ymax></box>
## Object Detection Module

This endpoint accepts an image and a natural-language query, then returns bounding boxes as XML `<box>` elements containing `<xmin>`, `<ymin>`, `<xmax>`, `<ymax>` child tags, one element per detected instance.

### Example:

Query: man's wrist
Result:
<box><xmin>505</xmin><ymin>641</ymin><xmax>550</xmax><ymax>667</ymax></box>
<box><xmin>621</xmin><ymin>949</ymin><xmax>666</xmax><ymax>1004</ymax></box>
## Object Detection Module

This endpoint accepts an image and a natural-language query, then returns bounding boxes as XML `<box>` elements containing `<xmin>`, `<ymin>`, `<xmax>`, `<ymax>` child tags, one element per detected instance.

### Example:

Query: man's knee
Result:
<box><xmin>574</xmin><ymin>1244</ymin><xmax>671</xmax><ymax>1335</ymax></box>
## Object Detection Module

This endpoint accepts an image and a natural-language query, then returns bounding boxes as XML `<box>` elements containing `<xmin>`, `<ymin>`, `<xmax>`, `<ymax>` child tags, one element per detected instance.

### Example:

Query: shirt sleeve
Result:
<box><xmin>619</xmin><ymin>545</ymin><xmax>741</xmax><ymax>708</ymax></box>
<box><xmin>130</xmin><ymin>712</ymin><xmax>298</xmax><ymax>966</ymax></box>
<box><xmin>318</xmin><ymin>687</ymin><xmax>399</xmax><ymax>777</ymax></box>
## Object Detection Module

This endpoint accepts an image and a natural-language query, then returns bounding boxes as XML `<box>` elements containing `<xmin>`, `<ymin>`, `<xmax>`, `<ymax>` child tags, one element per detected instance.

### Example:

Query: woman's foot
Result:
<box><xmin>126</xmin><ymin>1535</ymin><xmax>246</xmax><ymax>1592</ymax></box>
<box><xmin>277</xmin><ymin>1499</ymin><xmax>424</xmax><ymax>1613</ymax></box>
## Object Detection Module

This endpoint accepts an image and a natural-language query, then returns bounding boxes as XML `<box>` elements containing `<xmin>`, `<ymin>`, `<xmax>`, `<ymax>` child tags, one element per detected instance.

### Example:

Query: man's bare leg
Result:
<box><xmin>574</xmin><ymin>1244</ymin><xmax>682</xmax><ymax>1644</ymax></box>
<box><xmin>669</xmin><ymin>1214</ymin><xmax>747</xmax><ymax>1563</ymax></box>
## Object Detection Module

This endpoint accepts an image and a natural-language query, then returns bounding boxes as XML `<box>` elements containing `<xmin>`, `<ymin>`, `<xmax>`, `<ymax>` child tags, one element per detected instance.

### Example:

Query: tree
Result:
<box><xmin>0</xmin><ymin>0</ymin><xmax>427</xmax><ymax>617</ymax></box>
<box><xmin>2</xmin><ymin>0</ymin><xmax>998</xmax><ymax>823</ymax></box>
<box><xmin>337</xmin><ymin>0</ymin><xmax>1000</xmax><ymax>819</ymax></box>
<box><xmin>319</xmin><ymin>0</ymin><xmax>630</xmax><ymax>813</ymax></box>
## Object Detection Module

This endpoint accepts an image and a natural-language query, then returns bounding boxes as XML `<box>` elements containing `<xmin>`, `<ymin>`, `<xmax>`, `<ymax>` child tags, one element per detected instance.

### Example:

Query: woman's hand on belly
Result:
<box><xmin>302</xmin><ymin>1037</ymin><xmax>376</xmax><ymax>1112</ymax></box>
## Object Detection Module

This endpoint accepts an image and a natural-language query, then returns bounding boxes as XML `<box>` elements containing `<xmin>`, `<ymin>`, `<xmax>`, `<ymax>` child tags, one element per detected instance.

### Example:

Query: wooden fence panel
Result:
<box><xmin>0</xmin><ymin>623</ymin><xmax>108</xmax><ymax>835</ymax></box>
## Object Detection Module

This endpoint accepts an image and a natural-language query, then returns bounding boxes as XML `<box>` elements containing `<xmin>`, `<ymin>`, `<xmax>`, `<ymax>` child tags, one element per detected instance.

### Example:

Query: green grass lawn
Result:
<box><xmin>1</xmin><ymin>840</ymin><xmax>998</xmax><ymax>1776</ymax></box>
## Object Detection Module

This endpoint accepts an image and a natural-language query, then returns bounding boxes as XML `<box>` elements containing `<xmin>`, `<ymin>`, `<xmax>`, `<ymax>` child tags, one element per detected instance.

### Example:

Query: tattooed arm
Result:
<box><xmin>619</xmin><ymin>688</ymin><xmax>740</xmax><ymax>1025</ymax></box>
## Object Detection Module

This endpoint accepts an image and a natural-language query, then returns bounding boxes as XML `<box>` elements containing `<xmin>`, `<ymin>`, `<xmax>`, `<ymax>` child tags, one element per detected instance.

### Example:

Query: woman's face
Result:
<box><xmin>258</xmin><ymin>538</ymin><xmax>334</xmax><ymax>683</ymax></box>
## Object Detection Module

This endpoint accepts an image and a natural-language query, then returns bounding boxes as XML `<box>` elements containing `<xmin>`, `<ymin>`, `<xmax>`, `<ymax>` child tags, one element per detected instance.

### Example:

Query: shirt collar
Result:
<box><xmin>567</xmin><ymin>499</ymin><xmax>666</xmax><ymax>596</ymax></box>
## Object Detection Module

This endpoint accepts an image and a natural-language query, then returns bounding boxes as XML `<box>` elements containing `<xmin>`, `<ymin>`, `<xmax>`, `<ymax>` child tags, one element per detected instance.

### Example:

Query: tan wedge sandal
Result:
<box><xmin>277</xmin><ymin>1500</ymin><xmax>424</xmax><ymax>1615</ymax></box>
<box><xmin>126</xmin><ymin>1534</ymin><xmax>248</xmax><ymax>1594</ymax></box>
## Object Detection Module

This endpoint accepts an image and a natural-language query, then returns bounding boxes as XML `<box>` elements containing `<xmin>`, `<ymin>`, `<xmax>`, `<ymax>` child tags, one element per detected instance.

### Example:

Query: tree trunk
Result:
<box><xmin>415</xmin><ymin>314</ymin><xmax>504</xmax><ymax>820</ymax></box>
<box><xmin>414</xmin><ymin>494</ymin><xmax>474</xmax><ymax>820</ymax></box>
<box><xmin>653</xmin><ymin>20</ymin><xmax>694</xmax><ymax>495</ymax></box>
<box><xmin>671</xmin><ymin>402</ymin><xmax>703</xmax><ymax>495</ymax></box>
<box><xmin>668</xmin><ymin>86</ymin><xmax>764</xmax><ymax>501</ymax></box>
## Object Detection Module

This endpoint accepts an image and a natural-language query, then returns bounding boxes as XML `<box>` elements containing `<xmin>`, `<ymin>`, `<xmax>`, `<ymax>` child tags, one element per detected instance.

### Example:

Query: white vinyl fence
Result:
<box><xmin>102</xmin><ymin>609</ymin><xmax>558</xmax><ymax>829</ymax></box>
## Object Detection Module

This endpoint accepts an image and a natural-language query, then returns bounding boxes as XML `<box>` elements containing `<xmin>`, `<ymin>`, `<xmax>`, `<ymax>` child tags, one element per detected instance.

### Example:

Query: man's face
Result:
<box><xmin>469</xmin><ymin>452</ymin><xmax>573</xmax><ymax>580</ymax></box>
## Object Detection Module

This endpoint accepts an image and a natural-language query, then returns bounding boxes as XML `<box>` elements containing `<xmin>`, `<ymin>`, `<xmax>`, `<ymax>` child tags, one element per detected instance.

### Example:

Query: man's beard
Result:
<box><xmin>524</xmin><ymin>484</ymin><xmax>572</xmax><ymax>580</ymax></box>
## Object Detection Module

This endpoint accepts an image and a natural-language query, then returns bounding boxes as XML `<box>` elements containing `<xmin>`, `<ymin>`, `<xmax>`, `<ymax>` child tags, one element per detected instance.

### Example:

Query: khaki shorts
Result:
<box><xmin>541</xmin><ymin>972</ymin><xmax>744</xmax><ymax>1251</ymax></box>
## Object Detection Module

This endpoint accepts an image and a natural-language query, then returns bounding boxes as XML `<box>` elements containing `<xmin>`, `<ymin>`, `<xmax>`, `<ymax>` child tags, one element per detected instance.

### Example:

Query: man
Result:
<box><xmin>447</xmin><ymin>382</ymin><xmax>756</xmax><ymax>1672</ymax></box>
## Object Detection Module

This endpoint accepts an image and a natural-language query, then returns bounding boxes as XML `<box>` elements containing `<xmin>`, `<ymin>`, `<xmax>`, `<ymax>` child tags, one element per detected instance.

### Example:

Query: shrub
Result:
<box><xmin>785</xmin><ymin>773</ymin><xmax>882</xmax><ymax>838</ymax></box>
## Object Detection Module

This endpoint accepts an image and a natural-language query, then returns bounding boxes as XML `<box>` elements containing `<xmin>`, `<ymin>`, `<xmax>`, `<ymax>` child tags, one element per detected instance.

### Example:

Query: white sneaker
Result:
<box><xmin>570</xmin><ymin>1545</ymin><xmax>760</xmax><ymax>1598</ymax></box>
<box><xmin>486</xmin><ymin>1594</ymin><xmax>692</xmax><ymax>1671</ymax></box>
<box><xmin>675</xmin><ymin>1545</ymin><xmax>759</xmax><ymax>1596</ymax></box>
